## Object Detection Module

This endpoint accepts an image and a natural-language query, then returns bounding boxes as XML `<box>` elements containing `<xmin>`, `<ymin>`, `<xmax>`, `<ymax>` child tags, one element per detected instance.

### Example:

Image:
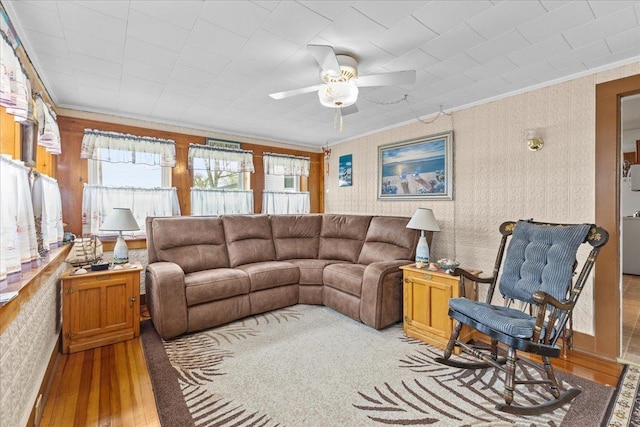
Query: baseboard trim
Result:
<box><xmin>27</xmin><ymin>336</ymin><xmax>60</xmax><ymax>427</ymax></box>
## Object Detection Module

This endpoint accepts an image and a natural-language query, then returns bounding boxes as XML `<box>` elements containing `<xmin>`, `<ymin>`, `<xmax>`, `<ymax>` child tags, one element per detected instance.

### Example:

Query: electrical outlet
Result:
<box><xmin>34</xmin><ymin>394</ymin><xmax>43</xmax><ymax>426</ymax></box>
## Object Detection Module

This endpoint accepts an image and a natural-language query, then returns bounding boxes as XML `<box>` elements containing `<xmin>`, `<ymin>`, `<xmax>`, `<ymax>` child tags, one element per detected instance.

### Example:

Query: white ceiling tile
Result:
<box><xmin>214</xmin><ymin>69</ymin><xmax>259</xmax><ymax>91</ymax></box>
<box><xmin>261</xmin><ymin>1</ymin><xmax>330</xmax><ymax>44</ymax></box>
<box><xmin>372</xmin><ymin>16</ymin><xmax>437</xmax><ymax>57</ymax></box>
<box><xmin>122</xmin><ymin>60</ymin><xmax>172</xmax><ymax>84</ymax></box>
<box><xmin>130</xmin><ymin>1</ymin><xmax>203</xmax><ymax>29</ymax></box>
<box><xmin>5</xmin><ymin>1</ymin><xmax>64</xmax><ymax>37</ymax></box>
<box><xmin>319</xmin><ymin>6</ymin><xmax>387</xmax><ymax>44</ymax></box>
<box><xmin>227</xmin><ymin>29</ymin><xmax>300</xmax><ymax>79</ymax></box>
<box><xmin>431</xmin><ymin>74</ymin><xmax>477</xmax><ymax>93</ymax></box>
<box><xmin>169</xmin><ymin>65</ymin><xmax>216</xmax><ymax>88</ymax></box>
<box><xmin>467</xmin><ymin>1</ymin><xmax>547</xmax><ymax>39</ymax></box>
<box><xmin>73</xmin><ymin>0</ymin><xmax>130</xmax><ymax>20</ymax></box>
<box><xmin>427</xmin><ymin>53</ymin><xmax>480</xmax><ymax>80</ymax></box>
<box><xmin>164</xmin><ymin>78</ymin><xmax>208</xmax><ymax>98</ymax></box>
<box><xmin>58</xmin><ymin>1</ymin><xmax>127</xmax><ymax>44</ymax></box>
<box><xmin>464</xmin><ymin>57</ymin><xmax>518</xmax><ymax>82</ymax></box>
<box><xmin>584</xmin><ymin>46</ymin><xmax>640</xmax><ymax>69</ymax></box>
<box><xmin>518</xmin><ymin>1</ymin><xmax>594</xmax><ymax>44</ymax></box>
<box><xmin>412</xmin><ymin>1</ymin><xmax>494</xmax><ymax>35</ymax></box>
<box><xmin>177</xmin><ymin>44</ymin><xmax>230</xmax><ymax>75</ymax></box>
<box><xmin>466</xmin><ymin>30</ymin><xmax>531</xmax><ymax>64</ymax></box>
<box><xmin>539</xmin><ymin>1</ymin><xmax>572</xmax><ymax>12</ymax></box>
<box><xmin>606</xmin><ymin>26</ymin><xmax>640</xmax><ymax>53</ymax></box>
<box><xmin>76</xmin><ymin>85</ymin><xmax>119</xmax><ymax>109</ymax></box>
<box><xmin>64</xmin><ymin>29</ymin><xmax>124</xmax><ymax>64</ymax></box>
<box><xmin>384</xmin><ymin>49</ymin><xmax>438</xmax><ymax>73</ymax></box>
<box><xmin>32</xmin><ymin>52</ymin><xmax>73</xmax><ymax>75</ymax></box>
<box><xmin>120</xmin><ymin>74</ymin><xmax>165</xmax><ymax>96</ymax></box>
<box><xmin>507</xmin><ymin>35</ymin><xmax>572</xmax><ymax>67</ymax></box>
<box><xmin>352</xmin><ymin>1</ymin><xmax>426</xmax><ymax>28</ymax></box>
<box><xmin>117</xmin><ymin>96</ymin><xmax>158</xmax><ymax>117</ymax></box>
<box><xmin>299</xmin><ymin>1</ymin><xmax>355</xmax><ymax>20</ymax></box>
<box><xmin>420</xmin><ymin>24</ymin><xmax>486</xmax><ymax>61</ymax></box>
<box><xmin>124</xmin><ymin>38</ymin><xmax>179</xmax><ymax>70</ymax></box>
<box><xmin>126</xmin><ymin>9</ymin><xmax>190</xmax><ymax>53</ymax></box>
<box><xmin>546</xmin><ymin>40</ymin><xmax>611</xmax><ymax>70</ymax></box>
<box><xmin>74</xmin><ymin>71</ymin><xmax>120</xmax><ymax>91</ymax></box>
<box><xmin>203</xmin><ymin>83</ymin><xmax>246</xmax><ymax>101</ymax></box>
<box><xmin>339</xmin><ymin>42</ymin><xmax>397</xmax><ymax>74</ymax></box>
<box><xmin>18</xmin><ymin>32</ymin><xmax>68</xmax><ymax>59</ymax></box>
<box><xmin>199</xmin><ymin>1</ymin><xmax>270</xmax><ymax>38</ymax></box>
<box><xmin>68</xmin><ymin>52</ymin><xmax>122</xmax><ymax>79</ymax></box>
<box><xmin>500</xmin><ymin>60</ymin><xmax>556</xmax><ymax>85</ymax></box>
<box><xmin>589</xmin><ymin>1</ymin><xmax>639</xmax><ymax>18</ymax></box>
<box><xmin>187</xmin><ymin>19</ymin><xmax>248</xmax><ymax>58</ymax></box>
<box><xmin>563</xmin><ymin>6</ymin><xmax>639</xmax><ymax>48</ymax></box>
<box><xmin>251</xmin><ymin>1</ymin><xmax>280</xmax><ymax>13</ymax></box>
<box><xmin>18</xmin><ymin>1</ymin><xmax>58</xmax><ymax>13</ymax></box>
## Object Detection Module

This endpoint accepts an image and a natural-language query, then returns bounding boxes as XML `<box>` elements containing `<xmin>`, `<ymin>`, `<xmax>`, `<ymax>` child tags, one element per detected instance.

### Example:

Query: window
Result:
<box><xmin>264</xmin><ymin>173</ymin><xmax>300</xmax><ymax>192</ymax></box>
<box><xmin>80</xmin><ymin>130</ymin><xmax>180</xmax><ymax>236</ymax></box>
<box><xmin>262</xmin><ymin>153</ymin><xmax>310</xmax><ymax>214</ymax></box>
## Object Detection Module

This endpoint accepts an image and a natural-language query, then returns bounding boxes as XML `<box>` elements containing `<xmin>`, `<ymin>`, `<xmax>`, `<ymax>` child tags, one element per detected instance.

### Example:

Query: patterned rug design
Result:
<box><xmin>142</xmin><ymin>305</ymin><xmax>614</xmax><ymax>426</ymax></box>
<box><xmin>601</xmin><ymin>365</ymin><xmax>640</xmax><ymax>426</ymax></box>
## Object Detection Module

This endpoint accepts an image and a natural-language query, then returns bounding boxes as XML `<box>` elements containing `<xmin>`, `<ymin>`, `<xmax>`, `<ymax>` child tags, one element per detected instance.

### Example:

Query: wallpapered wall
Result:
<box><xmin>325</xmin><ymin>61</ymin><xmax>640</xmax><ymax>336</ymax></box>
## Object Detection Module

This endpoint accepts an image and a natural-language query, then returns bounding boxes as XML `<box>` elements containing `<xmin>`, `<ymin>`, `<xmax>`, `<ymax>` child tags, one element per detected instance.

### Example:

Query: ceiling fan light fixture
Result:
<box><xmin>318</xmin><ymin>82</ymin><xmax>358</xmax><ymax>108</ymax></box>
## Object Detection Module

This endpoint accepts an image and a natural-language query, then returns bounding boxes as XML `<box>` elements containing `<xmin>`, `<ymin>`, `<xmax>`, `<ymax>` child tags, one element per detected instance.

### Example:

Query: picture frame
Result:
<box><xmin>206</xmin><ymin>138</ymin><xmax>241</xmax><ymax>149</ymax></box>
<box><xmin>20</xmin><ymin>120</ymin><xmax>38</xmax><ymax>167</ymax></box>
<box><xmin>378</xmin><ymin>132</ymin><xmax>453</xmax><ymax>200</ymax></box>
<box><xmin>339</xmin><ymin>154</ymin><xmax>352</xmax><ymax>187</ymax></box>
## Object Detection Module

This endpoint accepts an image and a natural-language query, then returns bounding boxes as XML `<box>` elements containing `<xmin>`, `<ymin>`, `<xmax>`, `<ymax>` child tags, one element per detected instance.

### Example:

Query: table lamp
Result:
<box><xmin>406</xmin><ymin>208</ymin><xmax>440</xmax><ymax>265</ymax></box>
<box><xmin>100</xmin><ymin>208</ymin><xmax>139</xmax><ymax>264</ymax></box>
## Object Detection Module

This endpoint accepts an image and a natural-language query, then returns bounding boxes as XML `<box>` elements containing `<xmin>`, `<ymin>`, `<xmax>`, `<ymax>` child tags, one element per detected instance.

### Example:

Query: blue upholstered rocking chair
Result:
<box><xmin>435</xmin><ymin>220</ymin><xmax>608</xmax><ymax>415</ymax></box>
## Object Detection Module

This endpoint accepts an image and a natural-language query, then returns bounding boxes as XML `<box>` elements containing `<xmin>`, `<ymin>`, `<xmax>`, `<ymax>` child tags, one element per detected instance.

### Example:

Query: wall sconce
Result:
<box><xmin>525</xmin><ymin>128</ymin><xmax>544</xmax><ymax>151</ymax></box>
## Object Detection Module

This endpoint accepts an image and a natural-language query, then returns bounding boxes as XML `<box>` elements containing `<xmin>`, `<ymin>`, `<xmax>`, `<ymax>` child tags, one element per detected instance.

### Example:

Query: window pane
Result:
<box><xmin>101</xmin><ymin>161</ymin><xmax>163</xmax><ymax>188</ymax></box>
<box><xmin>264</xmin><ymin>174</ymin><xmax>299</xmax><ymax>191</ymax></box>
<box><xmin>193</xmin><ymin>170</ymin><xmax>244</xmax><ymax>190</ymax></box>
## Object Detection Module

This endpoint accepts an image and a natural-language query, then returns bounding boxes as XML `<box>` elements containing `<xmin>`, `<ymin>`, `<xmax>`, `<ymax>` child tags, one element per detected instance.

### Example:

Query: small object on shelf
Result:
<box><xmin>74</xmin><ymin>268</ymin><xmax>88</xmax><ymax>275</ymax></box>
<box><xmin>428</xmin><ymin>262</ymin><xmax>439</xmax><ymax>271</ymax></box>
<box><xmin>0</xmin><ymin>291</ymin><xmax>19</xmax><ymax>305</ymax></box>
<box><xmin>91</xmin><ymin>261</ymin><xmax>109</xmax><ymax>271</ymax></box>
<box><xmin>113</xmin><ymin>265</ymin><xmax>124</xmax><ymax>270</ymax></box>
<box><xmin>437</xmin><ymin>258</ymin><xmax>460</xmax><ymax>272</ymax></box>
<box><xmin>415</xmin><ymin>261</ymin><xmax>425</xmax><ymax>269</ymax></box>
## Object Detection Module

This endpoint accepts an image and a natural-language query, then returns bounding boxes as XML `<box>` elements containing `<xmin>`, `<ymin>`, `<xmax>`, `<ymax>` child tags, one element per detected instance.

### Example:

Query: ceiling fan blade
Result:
<box><xmin>341</xmin><ymin>104</ymin><xmax>358</xmax><ymax>116</ymax></box>
<box><xmin>269</xmin><ymin>84</ymin><xmax>321</xmax><ymax>100</ymax></box>
<box><xmin>307</xmin><ymin>44</ymin><xmax>341</xmax><ymax>76</ymax></box>
<box><xmin>354</xmin><ymin>70</ymin><xmax>416</xmax><ymax>87</ymax></box>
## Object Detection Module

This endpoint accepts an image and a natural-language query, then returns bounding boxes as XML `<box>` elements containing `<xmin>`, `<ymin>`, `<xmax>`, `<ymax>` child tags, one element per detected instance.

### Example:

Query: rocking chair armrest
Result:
<box><xmin>532</xmin><ymin>291</ymin><xmax>573</xmax><ymax>311</ymax></box>
<box><xmin>450</xmin><ymin>267</ymin><xmax>493</xmax><ymax>284</ymax></box>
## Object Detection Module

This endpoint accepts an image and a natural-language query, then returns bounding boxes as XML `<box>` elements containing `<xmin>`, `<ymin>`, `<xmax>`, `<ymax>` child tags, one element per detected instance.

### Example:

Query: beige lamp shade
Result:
<box><xmin>406</xmin><ymin>208</ymin><xmax>440</xmax><ymax>232</ymax></box>
<box><xmin>100</xmin><ymin>208</ymin><xmax>140</xmax><ymax>232</ymax></box>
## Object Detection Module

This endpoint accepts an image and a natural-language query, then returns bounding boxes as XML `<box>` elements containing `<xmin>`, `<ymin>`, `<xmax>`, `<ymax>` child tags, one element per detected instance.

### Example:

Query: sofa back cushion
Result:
<box><xmin>318</xmin><ymin>215</ymin><xmax>372</xmax><ymax>263</ymax></box>
<box><xmin>223</xmin><ymin>215</ymin><xmax>276</xmax><ymax>267</ymax></box>
<box><xmin>151</xmin><ymin>216</ymin><xmax>229</xmax><ymax>274</ymax></box>
<box><xmin>271</xmin><ymin>215</ymin><xmax>322</xmax><ymax>260</ymax></box>
<box><xmin>358</xmin><ymin>216</ymin><xmax>421</xmax><ymax>264</ymax></box>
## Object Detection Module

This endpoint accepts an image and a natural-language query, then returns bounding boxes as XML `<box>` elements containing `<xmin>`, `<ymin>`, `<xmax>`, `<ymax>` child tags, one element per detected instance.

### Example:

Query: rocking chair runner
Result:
<box><xmin>435</xmin><ymin>220</ymin><xmax>608</xmax><ymax>415</ymax></box>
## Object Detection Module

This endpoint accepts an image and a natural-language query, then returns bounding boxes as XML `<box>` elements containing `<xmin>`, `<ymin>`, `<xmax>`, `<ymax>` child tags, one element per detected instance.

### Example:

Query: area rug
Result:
<box><xmin>601</xmin><ymin>364</ymin><xmax>640</xmax><ymax>426</ymax></box>
<box><xmin>141</xmin><ymin>305</ymin><xmax>614</xmax><ymax>426</ymax></box>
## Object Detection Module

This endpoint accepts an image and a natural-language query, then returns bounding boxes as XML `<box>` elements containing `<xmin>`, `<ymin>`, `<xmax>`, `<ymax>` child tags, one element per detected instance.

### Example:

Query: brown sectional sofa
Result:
<box><xmin>145</xmin><ymin>214</ymin><xmax>428</xmax><ymax>340</ymax></box>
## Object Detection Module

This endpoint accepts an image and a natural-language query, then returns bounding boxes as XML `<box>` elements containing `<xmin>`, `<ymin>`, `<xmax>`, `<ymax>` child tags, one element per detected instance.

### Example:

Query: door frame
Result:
<box><xmin>593</xmin><ymin>73</ymin><xmax>640</xmax><ymax>359</ymax></box>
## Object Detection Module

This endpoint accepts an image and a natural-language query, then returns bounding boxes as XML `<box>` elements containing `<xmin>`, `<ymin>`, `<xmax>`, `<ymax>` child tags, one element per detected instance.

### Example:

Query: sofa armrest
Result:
<box><xmin>360</xmin><ymin>260</ymin><xmax>411</xmax><ymax>329</ymax></box>
<box><xmin>145</xmin><ymin>262</ymin><xmax>188</xmax><ymax>340</ymax></box>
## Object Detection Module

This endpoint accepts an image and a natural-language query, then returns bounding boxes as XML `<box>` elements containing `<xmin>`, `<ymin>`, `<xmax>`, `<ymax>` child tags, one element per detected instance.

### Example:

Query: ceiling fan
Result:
<box><xmin>269</xmin><ymin>45</ymin><xmax>416</xmax><ymax>116</ymax></box>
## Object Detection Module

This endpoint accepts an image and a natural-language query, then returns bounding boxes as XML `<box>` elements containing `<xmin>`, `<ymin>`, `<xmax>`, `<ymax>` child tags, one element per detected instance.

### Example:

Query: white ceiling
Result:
<box><xmin>4</xmin><ymin>0</ymin><xmax>640</xmax><ymax>149</ymax></box>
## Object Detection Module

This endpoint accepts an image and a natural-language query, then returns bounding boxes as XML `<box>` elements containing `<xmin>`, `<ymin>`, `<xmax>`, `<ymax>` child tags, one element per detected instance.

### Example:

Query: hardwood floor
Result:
<box><xmin>622</xmin><ymin>274</ymin><xmax>640</xmax><ymax>364</ymax></box>
<box><xmin>39</xmin><ymin>307</ymin><xmax>623</xmax><ymax>426</ymax></box>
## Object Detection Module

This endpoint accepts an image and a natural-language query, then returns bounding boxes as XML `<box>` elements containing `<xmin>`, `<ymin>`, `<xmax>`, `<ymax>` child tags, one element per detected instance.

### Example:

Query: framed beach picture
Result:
<box><xmin>378</xmin><ymin>132</ymin><xmax>453</xmax><ymax>200</ymax></box>
<box><xmin>339</xmin><ymin>154</ymin><xmax>352</xmax><ymax>187</ymax></box>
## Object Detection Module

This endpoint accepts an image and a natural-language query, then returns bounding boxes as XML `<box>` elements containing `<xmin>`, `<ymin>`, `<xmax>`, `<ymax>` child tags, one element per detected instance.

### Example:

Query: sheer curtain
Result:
<box><xmin>191</xmin><ymin>189</ymin><xmax>254</xmax><ymax>215</ymax></box>
<box><xmin>188</xmin><ymin>144</ymin><xmax>255</xmax><ymax>215</ymax></box>
<box><xmin>0</xmin><ymin>32</ymin><xmax>31</xmax><ymax>123</ymax></box>
<box><xmin>262</xmin><ymin>191</ymin><xmax>310</xmax><ymax>214</ymax></box>
<box><xmin>82</xmin><ymin>185</ymin><xmax>181</xmax><ymax>237</ymax></box>
<box><xmin>1</xmin><ymin>156</ymin><xmax>39</xmax><ymax>286</ymax></box>
<box><xmin>81</xmin><ymin>129</ymin><xmax>176</xmax><ymax>167</ymax></box>
<box><xmin>262</xmin><ymin>153</ymin><xmax>311</xmax><ymax>214</ymax></box>
<box><xmin>31</xmin><ymin>172</ymin><xmax>64</xmax><ymax>255</ymax></box>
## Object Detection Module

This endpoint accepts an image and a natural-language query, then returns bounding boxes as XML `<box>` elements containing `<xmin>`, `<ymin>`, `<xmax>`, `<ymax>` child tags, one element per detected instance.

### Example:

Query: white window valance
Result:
<box><xmin>82</xmin><ymin>184</ymin><xmax>181</xmax><ymax>236</ymax></box>
<box><xmin>190</xmin><ymin>189</ymin><xmax>254</xmax><ymax>216</ymax></box>
<box><xmin>0</xmin><ymin>32</ymin><xmax>32</xmax><ymax>123</ymax></box>
<box><xmin>263</xmin><ymin>153</ymin><xmax>310</xmax><ymax>177</ymax></box>
<box><xmin>188</xmin><ymin>144</ymin><xmax>255</xmax><ymax>173</ymax></box>
<box><xmin>81</xmin><ymin>129</ymin><xmax>176</xmax><ymax>167</ymax></box>
<box><xmin>262</xmin><ymin>191</ymin><xmax>310</xmax><ymax>214</ymax></box>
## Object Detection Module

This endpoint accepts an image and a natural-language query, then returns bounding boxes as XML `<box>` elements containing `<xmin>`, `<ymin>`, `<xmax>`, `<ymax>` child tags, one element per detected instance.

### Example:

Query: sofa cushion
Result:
<box><xmin>236</xmin><ymin>261</ymin><xmax>300</xmax><ymax>292</ymax></box>
<box><xmin>287</xmin><ymin>259</ymin><xmax>345</xmax><ymax>285</ymax></box>
<box><xmin>318</xmin><ymin>215</ymin><xmax>372</xmax><ymax>263</ymax></box>
<box><xmin>152</xmin><ymin>217</ymin><xmax>229</xmax><ymax>274</ymax></box>
<box><xmin>323</xmin><ymin>263</ymin><xmax>367</xmax><ymax>297</ymax></box>
<box><xmin>358</xmin><ymin>216</ymin><xmax>419</xmax><ymax>265</ymax></box>
<box><xmin>271</xmin><ymin>214</ymin><xmax>322</xmax><ymax>260</ymax></box>
<box><xmin>223</xmin><ymin>215</ymin><xmax>277</xmax><ymax>267</ymax></box>
<box><xmin>184</xmin><ymin>269</ymin><xmax>250</xmax><ymax>306</ymax></box>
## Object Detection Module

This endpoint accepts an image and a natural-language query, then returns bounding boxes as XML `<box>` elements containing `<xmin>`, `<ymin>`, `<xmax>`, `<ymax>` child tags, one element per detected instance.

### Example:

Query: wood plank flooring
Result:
<box><xmin>39</xmin><ymin>307</ymin><xmax>623</xmax><ymax>427</ymax></box>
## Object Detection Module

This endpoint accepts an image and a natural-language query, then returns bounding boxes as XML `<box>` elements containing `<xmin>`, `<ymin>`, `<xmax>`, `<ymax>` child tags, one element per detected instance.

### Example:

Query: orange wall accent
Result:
<box><xmin>56</xmin><ymin>116</ymin><xmax>323</xmax><ymax>235</ymax></box>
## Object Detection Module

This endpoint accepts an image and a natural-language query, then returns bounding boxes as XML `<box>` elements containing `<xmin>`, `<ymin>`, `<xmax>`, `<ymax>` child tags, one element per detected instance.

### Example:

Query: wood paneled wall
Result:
<box><xmin>56</xmin><ymin>116</ymin><xmax>324</xmax><ymax>235</ymax></box>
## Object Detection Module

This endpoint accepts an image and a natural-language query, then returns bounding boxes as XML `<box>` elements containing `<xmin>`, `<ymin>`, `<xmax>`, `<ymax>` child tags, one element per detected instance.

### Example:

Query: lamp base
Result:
<box><xmin>112</xmin><ymin>235</ymin><xmax>129</xmax><ymax>264</ymax></box>
<box><xmin>415</xmin><ymin>236</ymin><xmax>430</xmax><ymax>264</ymax></box>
